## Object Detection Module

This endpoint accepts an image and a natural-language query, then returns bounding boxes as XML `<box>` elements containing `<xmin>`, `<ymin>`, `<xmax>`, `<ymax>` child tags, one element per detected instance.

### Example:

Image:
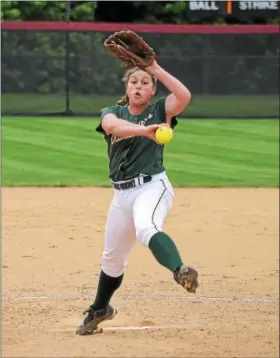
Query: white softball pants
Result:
<box><xmin>102</xmin><ymin>172</ymin><xmax>174</xmax><ymax>277</ymax></box>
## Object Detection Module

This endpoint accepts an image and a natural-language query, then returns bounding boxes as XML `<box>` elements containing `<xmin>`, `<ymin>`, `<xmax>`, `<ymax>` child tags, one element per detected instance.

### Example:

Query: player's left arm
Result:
<box><xmin>146</xmin><ymin>61</ymin><xmax>191</xmax><ymax>124</ymax></box>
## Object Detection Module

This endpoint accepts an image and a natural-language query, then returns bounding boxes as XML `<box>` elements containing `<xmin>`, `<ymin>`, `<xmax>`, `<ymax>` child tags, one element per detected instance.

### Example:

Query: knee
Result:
<box><xmin>102</xmin><ymin>250</ymin><xmax>127</xmax><ymax>278</ymax></box>
<box><xmin>136</xmin><ymin>226</ymin><xmax>158</xmax><ymax>247</ymax></box>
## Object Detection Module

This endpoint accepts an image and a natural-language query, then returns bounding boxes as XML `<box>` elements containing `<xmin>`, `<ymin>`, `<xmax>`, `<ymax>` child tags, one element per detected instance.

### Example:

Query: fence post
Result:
<box><xmin>202</xmin><ymin>35</ymin><xmax>209</xmax><ymax>95</ymax></box>
<box><xmin>65</xmin><ymin>1</ymin><xmax>71</xmax><ymax>115</ymax></box>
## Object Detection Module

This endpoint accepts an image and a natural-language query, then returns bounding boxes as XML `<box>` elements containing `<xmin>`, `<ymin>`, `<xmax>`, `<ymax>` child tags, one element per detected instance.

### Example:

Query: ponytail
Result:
<box><xmin>117</xmin><ymin>94</ymin><xmax>129</xmax><ymax>106</ymax></box>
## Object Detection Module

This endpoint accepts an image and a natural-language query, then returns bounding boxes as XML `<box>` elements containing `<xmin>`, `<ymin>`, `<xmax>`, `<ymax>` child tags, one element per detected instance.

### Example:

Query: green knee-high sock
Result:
<box><xmin>148</xmin><ymin>232</ymin><xmax>183</xmax><ymax>272</ymax></box>
<box><xmin>92</xmin><ymin>270</ymin><xmax>123</xmax><ymax>310</ymax></box>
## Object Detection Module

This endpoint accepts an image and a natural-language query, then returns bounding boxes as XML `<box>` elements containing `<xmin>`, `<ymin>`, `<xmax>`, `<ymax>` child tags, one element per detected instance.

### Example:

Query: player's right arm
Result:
<box><xmin>102</xmin><ymin>113</ymin><xmax>160</xmax><ymax>141</ymax></box>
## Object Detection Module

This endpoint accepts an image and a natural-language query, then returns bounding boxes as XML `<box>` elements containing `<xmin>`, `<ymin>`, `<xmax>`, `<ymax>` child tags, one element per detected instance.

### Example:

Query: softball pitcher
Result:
<box><xmin>76</xmin><ymin>32</ymin><xmax>199</xmax><ymax>336</ymax></box>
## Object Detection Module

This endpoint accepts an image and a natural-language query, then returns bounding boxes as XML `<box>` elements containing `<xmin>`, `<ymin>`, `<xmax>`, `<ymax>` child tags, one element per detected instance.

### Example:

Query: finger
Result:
<box><xmin>149</xmin><ymin>124</ymin><xmax>160</xmax><ymax>129</ymax></box>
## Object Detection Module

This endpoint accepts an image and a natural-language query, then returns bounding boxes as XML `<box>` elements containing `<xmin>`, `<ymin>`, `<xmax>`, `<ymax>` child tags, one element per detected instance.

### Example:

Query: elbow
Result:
<box><xmin>183</xmin><ymin>89</ymin><xmax>191</xmax><ymax>107</ymax></box>
<box><xmin>177</xmin><ymin>90</ymin><xmax>191</xmax><ymax>113</ymax></box>
<box><xmin>102</xmin><ymin>120</ymin><xmax>117</xmax><ymax>135</ymax></box>
<box><xmin>177</xmin><ymin>89</ymin><xmax>191</xmax><ymax>108</ymax></box>
<box><xmin>102</xmin><ymin>122</ymin><xmax>114</xmax><ymax>135</ymax></box>
<box><xmin>102</xmin><ymin>114</ymin><xmax>119</xmax><ymax>135</ymax></box>
<box><xmin>105</xmin><ymin>122</ymin><xmax>124</xmax><ymax>136</ymax></box>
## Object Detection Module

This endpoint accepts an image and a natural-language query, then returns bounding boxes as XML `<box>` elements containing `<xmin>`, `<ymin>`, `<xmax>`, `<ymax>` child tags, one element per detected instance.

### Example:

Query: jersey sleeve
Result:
<box><xmin>96</xmin><ymin>106</ymin><xmax>120</xmax><ymax>135</ymax></box>
<box><xmin>157</xmin><ymin>97</ymin><xmax>178</xmax><ymax>130</ymax></box>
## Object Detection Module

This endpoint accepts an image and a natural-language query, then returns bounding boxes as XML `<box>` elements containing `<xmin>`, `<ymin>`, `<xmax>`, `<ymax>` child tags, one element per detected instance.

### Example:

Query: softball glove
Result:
<box><xmin>104</xmin><ymin>30</ymin><xmax>155</xmax><ymax>69</ymax></box>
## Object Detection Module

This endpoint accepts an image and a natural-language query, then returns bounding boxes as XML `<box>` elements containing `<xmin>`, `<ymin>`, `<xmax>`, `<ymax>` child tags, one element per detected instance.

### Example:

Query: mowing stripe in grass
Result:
<box><xmin>2</xmin><ymin>117</ymin><xmax>279</xmax><ymax>187</ymax></box>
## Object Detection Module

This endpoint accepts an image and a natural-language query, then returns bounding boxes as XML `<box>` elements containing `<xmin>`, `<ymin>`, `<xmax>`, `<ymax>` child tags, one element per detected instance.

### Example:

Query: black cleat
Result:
<box><xmin>174</xmin><ymin>264</ymin><xmax>199</xmax><ymax>293</ymax></box>
<box><xmin>76</xmin><ymin>304</ymin><xmax>117</xmax><ymax>335</ymax></box>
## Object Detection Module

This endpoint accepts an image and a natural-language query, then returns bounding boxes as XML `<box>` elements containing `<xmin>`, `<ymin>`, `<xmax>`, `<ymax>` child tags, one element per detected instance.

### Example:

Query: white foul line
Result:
<box><xmin>1</xmin><ymin>294</ymin><xmax>278</xmax><ymax>304</ymax></box>
<box><xmin>103</xmin><ymin>325</ymin><xmax>166</xmax><ymax>332</ymax></box>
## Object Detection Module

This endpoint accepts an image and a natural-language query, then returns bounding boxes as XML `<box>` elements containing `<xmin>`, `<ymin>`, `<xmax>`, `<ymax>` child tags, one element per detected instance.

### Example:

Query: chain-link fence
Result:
<box><xmin>1</xmin><ymin>23</ymin><xmax>279</xmax><ymax>118</ymax></box>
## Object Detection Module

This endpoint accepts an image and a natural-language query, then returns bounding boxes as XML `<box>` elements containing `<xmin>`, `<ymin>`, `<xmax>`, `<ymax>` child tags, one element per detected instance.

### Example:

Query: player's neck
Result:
<box><xmin>128</xmin><ymin>103</ymin><xmax>149</xmax><ymax>115</ymax></box>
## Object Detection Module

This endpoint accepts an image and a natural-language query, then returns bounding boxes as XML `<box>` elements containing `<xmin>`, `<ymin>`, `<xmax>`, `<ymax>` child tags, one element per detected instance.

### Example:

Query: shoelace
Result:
<box><xmin>83</xmin><ymin>306</ymin><xmax>109</xmax><ymax>317</ymax></box>
<box><xmin>83</xmin><ymin>307</ymin><xmax>96</xmax><ymax>316</ymax></box>
<box><xmin>83</xmin><ymin>306</ymin><xmax>104</xmax><ymax>317</ymax></box>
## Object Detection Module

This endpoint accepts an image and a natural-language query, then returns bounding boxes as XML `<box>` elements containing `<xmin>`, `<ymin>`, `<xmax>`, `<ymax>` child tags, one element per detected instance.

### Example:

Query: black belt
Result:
<box><xmin>113</xmin><ymin>175</ymin><xmax>152</xmax><ymax>190</ymax></box>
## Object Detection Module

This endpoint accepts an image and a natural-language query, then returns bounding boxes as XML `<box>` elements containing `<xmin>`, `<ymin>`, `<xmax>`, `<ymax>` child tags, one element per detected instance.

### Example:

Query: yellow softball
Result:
<box><xmin>155</xmin><ymin>126</ymin><xmax>173</xmax><ymax>145</ymax></box>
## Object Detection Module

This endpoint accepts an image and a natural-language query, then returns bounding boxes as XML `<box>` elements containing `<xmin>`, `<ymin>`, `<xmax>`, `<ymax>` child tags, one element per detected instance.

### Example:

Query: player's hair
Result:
<box><xmin>117</xmin><ymin>66</ymin><xmax>157</xmax><ymax>106</ymax></box>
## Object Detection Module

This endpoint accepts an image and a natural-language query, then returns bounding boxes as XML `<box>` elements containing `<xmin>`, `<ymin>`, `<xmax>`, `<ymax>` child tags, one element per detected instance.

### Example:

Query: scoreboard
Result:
<box><xmin>186</xmin><ymin>1</ymin><xmax>280</xmax><ymax>21</ymax></box>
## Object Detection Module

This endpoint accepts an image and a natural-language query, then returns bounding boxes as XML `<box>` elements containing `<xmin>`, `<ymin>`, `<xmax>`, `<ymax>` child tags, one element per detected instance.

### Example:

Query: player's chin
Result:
<box><xmin>130</xmin><ymin>97</ymin><xmax>147</xmax><ymax>106</ymax></box>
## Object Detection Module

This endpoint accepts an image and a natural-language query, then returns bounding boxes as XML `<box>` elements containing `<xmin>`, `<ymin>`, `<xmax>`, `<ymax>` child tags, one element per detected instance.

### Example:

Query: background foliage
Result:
<box><xmin>1</xmin><ymin>1</ymin><xmax>279</xmax><ymax>117</ymax></box>
<box><xmin>1</xmin><ymin>1</ymin><xmax>279</xmax><ymax>24</ymax></box>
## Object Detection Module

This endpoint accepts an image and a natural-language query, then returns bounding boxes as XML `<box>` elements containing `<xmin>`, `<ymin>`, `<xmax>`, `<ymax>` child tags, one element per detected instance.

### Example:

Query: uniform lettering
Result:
<box><xmin>189</xmin><ymin>1</ymin><xmax>219</xmax><ymax>11</ymax></box>
<box><xmin>239</xmin><ymin>1</ymin><xmax>278</xmax><ymax>10</ymax></box>
<box><xmin>111</xmin><ymin>135</ymin><xmax>135</xmax><ymax>145</ymax></box>
<box><xmin>110</xmin><ymin>120</ymin><xmax>150</xmax><ymax>145</ymax></box>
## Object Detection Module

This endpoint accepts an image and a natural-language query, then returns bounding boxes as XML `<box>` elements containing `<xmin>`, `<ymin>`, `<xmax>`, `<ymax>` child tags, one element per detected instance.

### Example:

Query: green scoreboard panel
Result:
<box><xmin>186</xmin><ymin>1</ymin><xmax>280</xmax><ymax>21</ymax></box>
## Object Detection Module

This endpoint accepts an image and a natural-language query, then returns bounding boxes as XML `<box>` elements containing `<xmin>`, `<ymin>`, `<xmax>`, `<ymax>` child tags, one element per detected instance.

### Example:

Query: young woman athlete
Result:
<box><xmin>76</xmin><ymin>60</ymin><xmax>199</xmax><ymax>335</ymax></box>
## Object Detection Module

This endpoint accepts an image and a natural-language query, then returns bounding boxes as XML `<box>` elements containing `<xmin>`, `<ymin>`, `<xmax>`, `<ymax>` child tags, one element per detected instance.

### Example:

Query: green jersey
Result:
<box><xmin>96</xmin><ymin>97</ymin><xmax>177</xmax><ymax>182</ymax></box>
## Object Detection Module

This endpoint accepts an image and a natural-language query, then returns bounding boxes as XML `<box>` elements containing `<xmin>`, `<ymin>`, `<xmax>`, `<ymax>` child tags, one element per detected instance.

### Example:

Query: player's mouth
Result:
<box><xmin>134</xmin><ymin>91</ymin><xmax>141</xmax><ymax>98</ymax></box>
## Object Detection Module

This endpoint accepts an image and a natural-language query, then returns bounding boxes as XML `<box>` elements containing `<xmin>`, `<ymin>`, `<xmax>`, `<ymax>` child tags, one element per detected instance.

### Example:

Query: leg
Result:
<box><xmin>133</xmin><ymin>179</ymin><xmax>181</xmax><ymax>269</ymax></box>
<box><xmin>76</xmin><ymin>196</ymin><xmax>136</xmax><ymax>335</ymax></box>
<box><xmin>133</xmin><ymin>179</ymin><xmax>199</xmax><ymax>293</ymax></box>
<box><xmin>90</xmin><ymin>198</ymin><xmax>135</xmax><ymax>309</ymax></box>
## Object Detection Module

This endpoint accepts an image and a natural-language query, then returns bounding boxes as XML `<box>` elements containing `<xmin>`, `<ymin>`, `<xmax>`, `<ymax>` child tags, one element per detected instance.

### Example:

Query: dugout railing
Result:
<box><xmin>1</xmin><ymin>22</ymin><xmax>279</xmax><ymax>118</ymax></box>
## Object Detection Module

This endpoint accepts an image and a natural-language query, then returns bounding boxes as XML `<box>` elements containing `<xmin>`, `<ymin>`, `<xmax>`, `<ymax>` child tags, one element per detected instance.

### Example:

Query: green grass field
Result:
<box><xmin>2</xmin><ymin>116</ymin><xmax>279</xmax><ymax>187</ymax></box>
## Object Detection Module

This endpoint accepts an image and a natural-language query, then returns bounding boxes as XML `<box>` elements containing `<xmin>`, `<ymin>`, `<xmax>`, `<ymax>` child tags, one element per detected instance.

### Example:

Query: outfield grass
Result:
<box><xmin>2</xmin><ymin>117</ymin><xmax>279</xmax><ymax>187</ymax></box>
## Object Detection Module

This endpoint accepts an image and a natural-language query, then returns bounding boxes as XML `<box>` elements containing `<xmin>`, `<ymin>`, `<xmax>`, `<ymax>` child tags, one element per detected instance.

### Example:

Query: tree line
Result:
<box><xmin>1</xmin><ymin>1</ymin><xmax>278</xmax><ymax>98</ymax></box>
<box><xmin>1</xmin><ymin>1</ymin><xmax>279</xmax><ymax>24</ymax></box>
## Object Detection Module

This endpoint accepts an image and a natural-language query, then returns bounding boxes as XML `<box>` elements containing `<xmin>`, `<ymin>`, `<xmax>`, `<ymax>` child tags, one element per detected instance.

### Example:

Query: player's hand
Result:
<box><xmin>143</xmin><ymin>124</ymin><xmax>167</xmax><ymax>143</ymax></box>
<box><xmin>142</xmin><ymin>124</ymin><xmax>161</xmax><ymax>142</ymax></box>
<box><xmin>145</xmin><ymin>60</ymin><xmax>160</xmax><ymax>76</ymax></box>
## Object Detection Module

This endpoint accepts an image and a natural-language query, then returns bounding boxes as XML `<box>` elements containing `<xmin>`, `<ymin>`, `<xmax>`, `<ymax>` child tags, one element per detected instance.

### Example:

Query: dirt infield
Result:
<box><xmin>2</xmin><ymin>187</ymin><xmax>279</xmax><ymax>358</ymax></box>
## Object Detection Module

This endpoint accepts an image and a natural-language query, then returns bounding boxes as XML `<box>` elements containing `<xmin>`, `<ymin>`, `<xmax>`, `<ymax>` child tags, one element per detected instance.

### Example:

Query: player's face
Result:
<box><xmin>126</xmin><ymin>70</ymin><xmax>156</xmax><ymax>106</ymax></box>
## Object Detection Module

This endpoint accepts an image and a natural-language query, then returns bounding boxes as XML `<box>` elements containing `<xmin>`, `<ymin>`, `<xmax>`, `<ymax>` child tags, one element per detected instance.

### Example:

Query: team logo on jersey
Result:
<box><xmin>139</xmin><ymin>113</ymin><xmax>153</xmax><ymax>126</ymax></box>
